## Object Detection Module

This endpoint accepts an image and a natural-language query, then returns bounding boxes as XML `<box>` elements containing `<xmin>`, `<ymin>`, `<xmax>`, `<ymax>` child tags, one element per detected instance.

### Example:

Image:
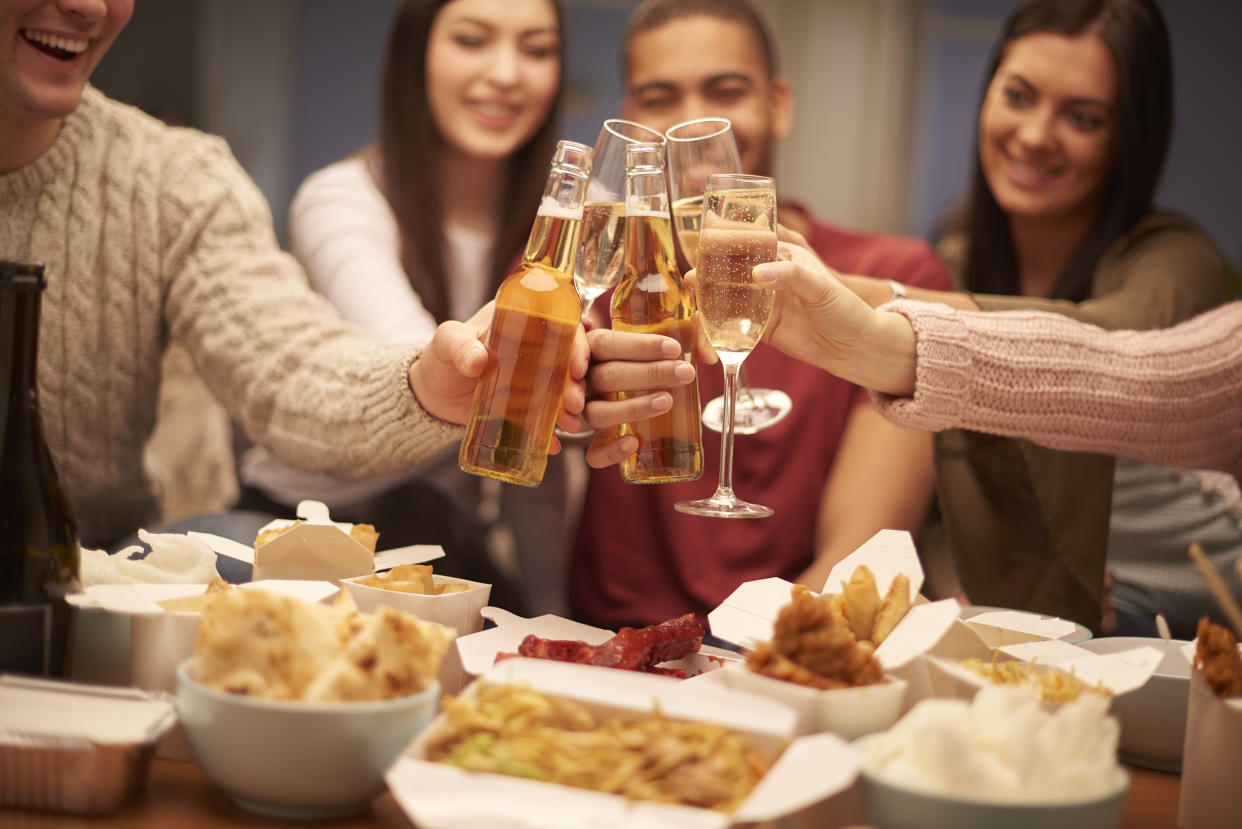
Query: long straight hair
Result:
<box><xmin>962</xmin><ymin>0</ymin><xmax>1172</xmax><ymax>300</ymax></box>
<box><xmin>373</xmin><ymin>0</ymin><xmax>565</xmax><ymax>323</ymax></box>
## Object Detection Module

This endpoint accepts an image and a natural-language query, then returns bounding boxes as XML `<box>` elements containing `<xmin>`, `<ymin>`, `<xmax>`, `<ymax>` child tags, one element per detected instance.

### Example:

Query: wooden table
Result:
<box><xmin>0</xmin><ymin>758</ymin><xmax>1181</xmax><ymax>828</ymax></box>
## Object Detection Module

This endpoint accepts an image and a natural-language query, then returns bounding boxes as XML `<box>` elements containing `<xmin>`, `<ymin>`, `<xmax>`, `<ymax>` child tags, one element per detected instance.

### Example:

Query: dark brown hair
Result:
<box><xmin>962</xmin><ymin>0</ymin><xmax>1173</xmax><ymax>301</ymax></box>
<box><xmin>621</xmin><ymin>0</ymin><xmax>778</xmax><ymax>82</ymax></box>
<box><xmin>374</xmin><ymin>0</ymin><xmax>565</xmax><ymax>323</ymax></box>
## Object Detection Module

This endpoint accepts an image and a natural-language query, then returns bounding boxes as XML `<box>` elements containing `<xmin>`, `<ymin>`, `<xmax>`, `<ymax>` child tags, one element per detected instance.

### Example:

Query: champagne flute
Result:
<box><xmin>674</xmin><ymin>174</ymin><xmax>778</xmax><ymax>519</ymax></box>
<box><xmin>665</xmin><ymin>118</ymin><xmax>792</xmax><ymax>435</ymax></box>
<box><xmin>559</xmin><ymin>119</ymin><xmax>664</xmax><ymax>445</ymax></box>
<box><xmin>573</xmin><ymin>119</ymin><xmax>666</xmax><ymax>317</ymax></box>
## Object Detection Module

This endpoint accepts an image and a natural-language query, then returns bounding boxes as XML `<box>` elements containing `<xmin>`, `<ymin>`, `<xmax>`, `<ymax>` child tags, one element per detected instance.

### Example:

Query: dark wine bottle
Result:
<box><xmin>1</xmin><ymin>260</ymin><xmax>79</xmax><ymax>677</ymax></box>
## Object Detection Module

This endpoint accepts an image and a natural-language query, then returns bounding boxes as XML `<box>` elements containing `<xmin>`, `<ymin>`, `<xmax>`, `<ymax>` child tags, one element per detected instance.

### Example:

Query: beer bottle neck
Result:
<box><xmin>626</xmin><ymin>167</ymin><xmax>669</xmax><ymax>217</ymax></box>
<box><xmin>523</xmin><ymin>153</ymin><xmax>589</xmax><ymax>274</ymax></box>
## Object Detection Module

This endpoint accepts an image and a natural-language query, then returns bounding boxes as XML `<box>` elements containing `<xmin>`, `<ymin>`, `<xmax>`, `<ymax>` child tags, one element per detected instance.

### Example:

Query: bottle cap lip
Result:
<box><xmin>625</xmin><ymin>142</ymin><xmax>664</xmax><ymax>172</ymax></box>
<box><xmin>552</xmin><ymin>140</ymin><xmax>593</xmax><ymax>172</ymax></box>
<box><xmin>0</xmin><ymin>260</ymin><xmax>46</xmax><ymax>291</ymax></box>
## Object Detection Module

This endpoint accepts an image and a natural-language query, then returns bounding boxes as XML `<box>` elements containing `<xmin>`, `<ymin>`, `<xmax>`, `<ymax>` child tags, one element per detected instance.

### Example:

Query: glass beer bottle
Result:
<box><xmin>459</xmin><ymin>140</ymin><xmax>592</xmax><ymax>486</ymax></box>
<box><xmin>610</xmin><ymin>142</ymin><xmax>704</xmax><ymax>483</ymax></box>
<box><xmin>1</xmin><ymin>261</ymin><xmax>80</xmax><ymax>677</ymax></box>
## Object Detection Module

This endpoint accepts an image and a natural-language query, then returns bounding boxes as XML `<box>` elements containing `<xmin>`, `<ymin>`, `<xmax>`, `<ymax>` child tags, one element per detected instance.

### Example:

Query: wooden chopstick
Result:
<box><xmin>1189</xmin><ymin>542</ymin><xmax>1242</xmax><ymax>639</ymax></box>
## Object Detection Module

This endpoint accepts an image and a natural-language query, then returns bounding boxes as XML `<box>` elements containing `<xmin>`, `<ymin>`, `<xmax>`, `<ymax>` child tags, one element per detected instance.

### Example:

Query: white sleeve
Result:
<box><xmin>287</xmin><ymin>158</ymin><xmax>437</xmax><ymax>344</ymax></box>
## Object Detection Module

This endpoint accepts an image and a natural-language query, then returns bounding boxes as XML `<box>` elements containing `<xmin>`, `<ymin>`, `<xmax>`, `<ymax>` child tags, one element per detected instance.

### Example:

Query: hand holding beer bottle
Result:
<box><xmin>458</xmin><ymin>141</ymin><xmax>592</xmax><ymax>486</ymax></box>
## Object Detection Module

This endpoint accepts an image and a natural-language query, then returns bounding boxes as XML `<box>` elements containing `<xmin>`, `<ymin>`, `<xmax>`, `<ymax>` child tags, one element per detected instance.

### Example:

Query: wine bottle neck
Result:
<box><xmin>1</xmin><ymin>282</ymin><xmax>41</xmax><ymax>408</ymax></box>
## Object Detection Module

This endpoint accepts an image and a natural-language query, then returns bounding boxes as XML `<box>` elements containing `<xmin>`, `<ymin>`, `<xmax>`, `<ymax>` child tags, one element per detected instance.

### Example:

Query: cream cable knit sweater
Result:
<box><xmin>1</xmin><ymin>87</ymin><xmax>460</xmax><ymax>547</ymax></box>
<box><xmin>873</xmin><ymin>299</ymin><xmax>1242</xmax><ymax>482</ymax></box>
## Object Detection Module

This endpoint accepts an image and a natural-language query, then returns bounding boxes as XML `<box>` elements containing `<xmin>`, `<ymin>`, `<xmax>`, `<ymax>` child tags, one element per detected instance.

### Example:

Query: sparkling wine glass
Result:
<box><xmin>665</xmin><ymin>118</ymin><xmax>792</xmax><ymax>435</ymax></box>
<box><xmin>573</xmin><ymin>119</ymin><xmax>665</xmax><ymax>318</ymax></box>
<box><xmin>674</xmin><ymin>174</ymin><xmax>778</xmax><ymax>519</ymax></box>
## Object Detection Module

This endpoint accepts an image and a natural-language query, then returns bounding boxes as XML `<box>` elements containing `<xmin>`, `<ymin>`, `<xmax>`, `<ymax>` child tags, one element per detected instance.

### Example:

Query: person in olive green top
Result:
<box><xmin>840</xmin><ymin>0</ymin><xmax>1228</xmax><ymax>629</ymax></box>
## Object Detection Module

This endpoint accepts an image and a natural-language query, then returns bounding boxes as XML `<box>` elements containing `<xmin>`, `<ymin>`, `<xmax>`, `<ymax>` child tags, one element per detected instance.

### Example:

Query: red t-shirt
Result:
<box><xmin>570</xmin><ymin>209</ymin><xmax>951</xmax><ymax>628</ymax></box>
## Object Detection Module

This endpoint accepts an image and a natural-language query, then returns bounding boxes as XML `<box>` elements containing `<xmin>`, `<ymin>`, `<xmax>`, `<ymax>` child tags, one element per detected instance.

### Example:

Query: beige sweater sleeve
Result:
<box><xmin>871</xmin><ymin>300</ymin><xmax>1242</xmax><ymax>481</ymax></box>
<box><xmin>157</xmin><ymin>136</ymin><xmax>460</xmax><ymax>477</ymax></box>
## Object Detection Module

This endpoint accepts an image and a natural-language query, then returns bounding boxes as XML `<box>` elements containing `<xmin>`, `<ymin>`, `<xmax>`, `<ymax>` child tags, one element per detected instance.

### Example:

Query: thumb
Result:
<box><xmin>753</xmin><ymin>259</ymin><xmax>836</xmax><ymax>309</ymax></box>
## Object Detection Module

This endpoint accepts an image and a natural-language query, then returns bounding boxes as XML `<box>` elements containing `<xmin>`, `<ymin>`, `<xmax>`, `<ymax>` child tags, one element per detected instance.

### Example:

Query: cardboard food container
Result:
<box><xmin>385</xmin><ymin>657</ymin><xmax>859</xmax><ymax>829</ymax></box>
<box><xmin>340</xmin><ymin>574</ymin><xmax>491</xmax><ymax>694</ymax></box>
<box><xmin>194</xmin><ymin>500</ymin><xmax>446</xmax><ymax>582</ymax></box>
<box><xmin>923</xmin><ymin>636</ymin><xmax>1163</xmax><ymax>706</ymax></box>
<box><xmin>702</xmin><ymin>530</ymin><xmax>961</xmax><ymax>737</ymax></box>
<box><xmin>454</xmin><ymin>607</ymin><xmax>740</xmax><ymax>684</ymax></box>
<box><xmin>1178</xmin><ymin>642</ymin><xmax>1242</xmax><ymax>829</ymax></box>
<box><xmin>0</xmin><ymin>675</ymin><xmax>177</xmax><ymax>815</ymax></box>
<box><xmin>65</xmin><ymin>580</ymin><xmax>341</xmax><ymax>695</ymax></box>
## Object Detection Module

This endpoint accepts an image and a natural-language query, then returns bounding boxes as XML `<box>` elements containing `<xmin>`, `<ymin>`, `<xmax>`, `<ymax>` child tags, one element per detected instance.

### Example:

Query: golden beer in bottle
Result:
<box><xmin>611</xmin><ymin>143</ymin><xmax>703</xmax><ymax>483</ymax></box>
<box><xmin>459</xmin><ymin>141</ymin><xmax>591</xmax><ymax>486</ymax></box>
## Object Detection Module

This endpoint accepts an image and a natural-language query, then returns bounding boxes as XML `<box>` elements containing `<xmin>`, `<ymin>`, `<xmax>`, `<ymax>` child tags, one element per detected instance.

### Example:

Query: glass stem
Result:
<box><xmin>716</xmin><ymin>358</ymin><xmax>742</xmax><ymax>497</ymax></box>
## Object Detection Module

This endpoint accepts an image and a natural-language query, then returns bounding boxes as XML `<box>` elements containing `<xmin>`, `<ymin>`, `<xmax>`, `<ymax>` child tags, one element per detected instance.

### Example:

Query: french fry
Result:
<box><xmin>840</xmin><ymin>565</ymin><xmax>880</xmax><ymax>644</ymax></box>
<box><xmin>871</xmin><ymin>573</ymin><xmax>911</xmax><ymax>646</ymax></box>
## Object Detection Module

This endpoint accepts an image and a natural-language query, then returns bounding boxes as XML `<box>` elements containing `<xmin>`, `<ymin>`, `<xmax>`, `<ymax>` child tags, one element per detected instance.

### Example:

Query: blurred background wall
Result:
<box><xmin>93</xmin><ymin>0</ymin><xmax>1240</xmax><ymax>266</ymax></box>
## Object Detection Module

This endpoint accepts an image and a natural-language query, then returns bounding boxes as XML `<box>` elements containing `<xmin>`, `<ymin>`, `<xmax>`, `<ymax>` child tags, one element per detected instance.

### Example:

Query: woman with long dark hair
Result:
<box><xmin>241</xmin><ymin>0</ymin><xmax>569</xmax><ymax>614</ymax></box>
<box><xmin>838</xmin><ymin>0</ymin><xmax>1229</xmax><ymax>632</ymax></box>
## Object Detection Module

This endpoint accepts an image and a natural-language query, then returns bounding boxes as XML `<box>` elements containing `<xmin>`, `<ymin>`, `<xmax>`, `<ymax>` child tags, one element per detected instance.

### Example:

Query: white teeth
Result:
<box><xmin>473</xmin><ymin>101</ymin><xmax>516</xmax><ymax>118</ymax></box>
<box><xmin>22</xmin><ymin>29</ymin><xmax>88</xmax><ymax>54</ymax></box>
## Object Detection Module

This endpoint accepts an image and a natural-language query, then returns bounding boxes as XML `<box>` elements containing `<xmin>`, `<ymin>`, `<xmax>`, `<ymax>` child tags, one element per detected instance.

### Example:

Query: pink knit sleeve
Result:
<box><xmin>870</xmin><ymin>300</ymin><xmax>1242</xmax><ymax>480</ymax></box>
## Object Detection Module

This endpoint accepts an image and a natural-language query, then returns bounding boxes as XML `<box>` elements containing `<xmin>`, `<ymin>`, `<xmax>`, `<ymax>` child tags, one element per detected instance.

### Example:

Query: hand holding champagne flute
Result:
<box><xmin>675</xmin><ymin>173</ymin><xmax>778</xmax><ymax>519</ymax></box>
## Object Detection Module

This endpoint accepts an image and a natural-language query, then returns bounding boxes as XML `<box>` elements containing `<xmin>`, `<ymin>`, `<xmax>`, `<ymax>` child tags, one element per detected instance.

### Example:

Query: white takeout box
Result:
<box><xmin>454</xmin><ymin>607</ymin><xmax>739</xmax><ymax>682</ymax></box>
<box><xmin>385</xmin><ymin>657</ymin><xmax>859</xmax><ymax>829</ymax></box>
<box><xmin>924</xmin><ymin>637</ymin><xmax>1163</xmax><ymax>703</ymax></box>
<box><xmin>194</xmin><ymin>500</ymin><xmax>445</xmax><ymax>582</ymax></box>
<box><xmin>703</xmin><ymin>530</ymin><xmax>961</xmax><ymax>735</ymax></box>
<box><xmin>342</xmin><ymin>574</ymin><xmax>493</xmax><ymax>694</ymax></box>
<box><xmin>66</xmin><ymin>580</ymin><xmax>340</xmax><ymax>694</ymax></box>
<box><xmin>1180</xmin><ymin>654</ymin><xmax>1242</xmax><ymax>829</ymax></box>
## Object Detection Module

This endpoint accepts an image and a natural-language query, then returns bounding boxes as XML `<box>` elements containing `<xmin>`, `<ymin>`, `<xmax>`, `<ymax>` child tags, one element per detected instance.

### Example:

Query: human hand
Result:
<box><xmin>408</xmin><ymin>303</ymin><xmax>588</xmax><ymax>450</ymax></box>
<box><xmin>752</xmin><ymin>244</ymin><xmax>917</xmax><ymax>396</ymax></box>
<box><xmin>581</xmin><ymin>328</ymin><xmax>697</xmax><ymax>468</ymax></box>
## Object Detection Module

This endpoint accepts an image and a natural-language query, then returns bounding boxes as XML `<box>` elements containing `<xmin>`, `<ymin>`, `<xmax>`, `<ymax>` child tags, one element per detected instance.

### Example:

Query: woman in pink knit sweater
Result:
<box><xmin>751</xmin><ymin>245</ymin><xmax>1242</xmax><ymax>483</ymax></box>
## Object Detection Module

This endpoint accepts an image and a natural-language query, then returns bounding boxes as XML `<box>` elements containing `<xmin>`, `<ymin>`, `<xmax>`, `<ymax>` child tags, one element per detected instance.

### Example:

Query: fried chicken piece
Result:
<box><xmin>1194</xmin><ymin>616</ymin><xmax>1242</xmax><ymax>698</ymax></box>
<box><xmin>746</xmin><ymin>584</ymin><xmax>884</xmax><ymax>689</ymax></box>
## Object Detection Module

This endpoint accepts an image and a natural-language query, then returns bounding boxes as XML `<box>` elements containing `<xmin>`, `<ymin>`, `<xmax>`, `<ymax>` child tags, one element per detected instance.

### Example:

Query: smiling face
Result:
<box><xmin>0</xmin><ymin>0</ymin><xmax>132</xmax><ymax>124</ymax></box>
<box><xmin>978</xmin><ymin>31</ymin><xmax>1119</xmax><ymax>228</ymax></box>
<box><xmin>622</xmin><ymin>16</ymin><xmax>790</xmax><ymax>177</ymax></box>
<box><xmin>424</xmin><ymin>0</ymin><xmax>560</xmax><ymax>162</ymax></box>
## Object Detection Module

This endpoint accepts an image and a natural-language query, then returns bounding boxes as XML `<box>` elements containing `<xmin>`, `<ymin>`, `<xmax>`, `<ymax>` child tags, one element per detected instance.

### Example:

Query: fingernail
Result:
<box><xmin>753</xmin><ymin>263</ymin><xmax>779</xmax><ymax>285</ymax></box>
<box><xmin>651</xmin><ymin>393</ymin><xmax>673</xmax><ymax>413</ymax></box>
<box><xmin>673</xmin><ymin>362</ymin><xmax>696</xmax><ymax>382</ymax></box>
<box><xmin>621</xmin><ymin>436</ymin><xmax>639</xmax><ymax>454</ymax></box>
<box><xmin>660</xmin><ymin>338</ymin><xmax>682</xmax><ymax>358</ymax></box>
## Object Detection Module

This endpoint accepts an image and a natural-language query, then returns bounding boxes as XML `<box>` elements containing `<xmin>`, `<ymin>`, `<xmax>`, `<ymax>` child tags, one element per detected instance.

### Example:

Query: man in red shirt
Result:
<box><xmin>571</xmin><ymin>0</ymin><xmax>952</xmax><ymax>629</ymax></box>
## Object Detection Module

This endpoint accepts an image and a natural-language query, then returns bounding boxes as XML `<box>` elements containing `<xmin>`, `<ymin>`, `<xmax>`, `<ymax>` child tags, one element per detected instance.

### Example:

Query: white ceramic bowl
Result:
<box><xmin>859</xmin><ymin>769</ymin><xmax>1129</xmax><ymax>829</ymax></box>
<box><xmin>1077</xmin><ymin>636</ymin><xmax>1191</xmax><ymax>771</ymax></box>
<box><xmin>176</xmin><ymin>658</ymin><xmax>439</xmax><ymax>819</ymax></box>
<box><xmin>856</xmin><ymin>734</ymin><xmax>1129</xmax><ymax>829</ymax></box>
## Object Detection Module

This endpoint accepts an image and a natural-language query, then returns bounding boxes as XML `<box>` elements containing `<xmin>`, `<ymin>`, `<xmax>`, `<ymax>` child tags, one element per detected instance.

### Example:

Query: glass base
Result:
<box><xmin>674</xmin><ymin>492</ymin><xmax>773</xmax><ymax>519</ymax></box>
<box><xmin>702</xmin><ymin>389</ymin><xmax>793</xmax><ymax>435</ymax></box>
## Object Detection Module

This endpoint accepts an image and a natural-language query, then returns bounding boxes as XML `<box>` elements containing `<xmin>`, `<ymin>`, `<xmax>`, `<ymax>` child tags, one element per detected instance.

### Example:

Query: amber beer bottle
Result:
<box><xmin>459</xmin><ymin>141</ymin><xmax>591</xmax><ymax>486</ymax></box>
<box><xmin>610</xmin><ymin>143</ymin><xmax>704</xmax><ymax>483</ymax></box>
<box><xmin>1</xmin><ymin>261</ymin><xmax>80</xmax><ymax>677</ymax></box>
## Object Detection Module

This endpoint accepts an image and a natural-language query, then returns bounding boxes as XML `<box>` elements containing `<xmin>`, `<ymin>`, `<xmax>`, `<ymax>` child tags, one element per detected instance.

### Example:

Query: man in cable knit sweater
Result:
<box><xmin>2</xmin><ymin>1</ymin><xmax>661</xmax><ymax>550</ymax></box>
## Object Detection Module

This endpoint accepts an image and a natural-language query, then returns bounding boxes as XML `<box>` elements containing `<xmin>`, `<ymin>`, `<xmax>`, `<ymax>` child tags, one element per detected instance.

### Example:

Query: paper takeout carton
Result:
<box><xmin>194</xmin><ymin>500</ymin><xmax>446</xmax><ymax>582</ymax></box>
<box><xmin>1180</xmin><ymin>657</ymin><xmax>1242</xmax><ymax>829</ymax></box>
<box><xmin>454</xmin><ymin>607</ymin><xmax>739</xmax><ymax>686</ymax></box>
<box><xmin>341</xmin><ymin>574</ymin><xmax>493</xmax><ymax>694</ymax></box>
<box><xmin>923</xmin><ymin>636</ymin><xmax>1163</xmax><ymax>704</ymax></box>
<box><xmin>701</xmin><ymin>530</ymin><xmax>961</xmax><ymax>736</ymax></box>
<box><xmin>385</xmin><ymin>657</ymin><xmax>859</xmax><ymax>829</ymax></box>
